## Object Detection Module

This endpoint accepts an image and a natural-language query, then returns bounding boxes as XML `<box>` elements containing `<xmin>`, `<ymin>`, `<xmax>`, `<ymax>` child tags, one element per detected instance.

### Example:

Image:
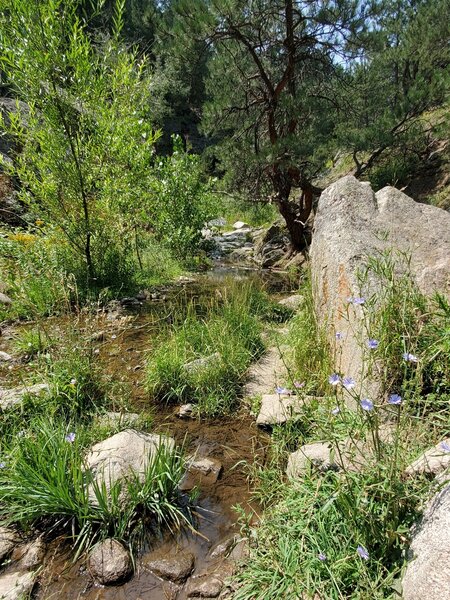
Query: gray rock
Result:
<box><xmin>286</xmin><ymin>439</ymin><xmax>369</xmax><ymax>478</ymax></box>
<box><xmin>210</xmin><ymin>536</ymin><xmax>238</xmax><ymax>559</ymax></box>
<box><xmin>207</xmin><ymin>218</ymin><xmax>226</xmax><ymax>227</ymax></box>
<box><xmin>85</xmin><ymin>429</ymin><xmax>175</xmax><ymax>503</ymax></box>
<box><xmin>144</xmin><ymin>550</ymin><xmax>194</xmax><ymax>583</ymax></box>
<box><xmin>405</xmin><ymin>439</ymin><xmax>450</xmax><ymax>478</ymax></box>
<box><xmin>0</xmin><ymin>527</ymin><xmax>19</xmax><ymax>563</ymax></box>
<box><xmin>254</xmin><ymin>223</ymin><xmax>290</xmax><ymax>268</ymax></box>
<box><xmin>0</xmin><ymin>293</ymin><xmax>12</xmax><ymax>306</ymax></box>
<box><xmin>185</xmin><ymin>574</ymin><xmax>224</xmax><ymax>598</ymax></box>
<box><xmin>0</xmin><ymin>570</ymin><xmax>35</xmax><ymax>600</ymax></box>
<box><xmin>232</xmin><ymin>221</ymin><xmax>249</xmax><ymax>230</ymax></box>
<box><xmin>256</xmin><ymin>394</ymin><xmax>312</xmax><ymax>426</ymax></box>
<box><xmin>179</xmin><ymin>456</ymin><xmax>222</xmax><ymax>491</ymax></box>
<box><xmin>228</xmin><ymin>247</ymin><xmax>255</xmax><ymax>263</ymax></box>
<box><xmin>310</xmin><ymin>176</ymin><xmax>450</xmax><ymax>402</ymax></box>
<box><xmin>0</xmin><ymin>383</ymin><xmax>49</xmax><ymax>410</ymax></box>
<box><xmin>0</xmin><ymin>352</ymin><xmax>12</xmax><ymax>362</ymax></box>
<box><xmin>13</xmin><ymin>538</ymin><xmax>46</xmax><ymax>570</ymax></box>
<box><xmin>183</xmin><ymin>353</ymin><xmax>221</xmax><ymax>375</ymax></box>
<box><xmin>402</xmin><ymin>484</ymin><xmax>450</xmax><ymax>600</ymax></box>
<box><xmin>244</xmin><ymin>346</ymin><xmax>288</xmax><ymax>399</ymax></box>
<box><xmin>89</xmin><ymin>539</ymin><xmax>132</xmax><ymax>585</ymax></box>
<box><xmin>227</xmin><ymin>539</ymin><xmax>249</xmax><ymax>562</ymax></box>
<box><xmin>278</xmin><ymin>294</ymin><xmax>304</xmax><ymax>311</ymax></box>
<box><xmin>179</xmin><ymin>403</ymin><xmax>194</xmax><ymax>418</ymax></box>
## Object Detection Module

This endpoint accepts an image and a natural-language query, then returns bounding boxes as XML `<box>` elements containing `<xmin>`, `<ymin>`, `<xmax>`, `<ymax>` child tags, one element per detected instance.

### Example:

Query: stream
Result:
<box><xmin>1</xmin><ymin>264</ymin><xmax>298</xmax><ymax>599</ymax></box>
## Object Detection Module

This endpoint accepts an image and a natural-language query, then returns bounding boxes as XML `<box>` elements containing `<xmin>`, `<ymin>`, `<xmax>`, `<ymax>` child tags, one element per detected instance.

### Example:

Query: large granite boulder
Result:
<box><xmin>310</xmin><ymin>176</ymin><xmax>450</xmax><ymax>399</ymax></box>
<box><xmin>402</xmin><ymin>484</ymin><xmax>450</xmax><ymax>600</ymax></box>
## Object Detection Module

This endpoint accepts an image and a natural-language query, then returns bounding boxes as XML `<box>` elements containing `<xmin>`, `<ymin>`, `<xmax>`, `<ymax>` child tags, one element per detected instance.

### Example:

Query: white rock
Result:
<box><xmin>256</xmin><ymin>394</ymin><xmax>308</xmax><ymax>426</ymax></box>
<box><xmin>0</xmin><ymin>352</ymin><xmax>12</xmax><ymax>362</ymax></box>
<box><xmin>402</xmin><ymin>484</ymin><xmax>450</xmax><ymax>600</ymax></box>
<box><xmin>0</xmin><ymin>383</ymin><xmax>49</xmax><ymax>410</ymax></box>
<box><xmin>232</xmin><ymin>221</ymin><xmax>250</xmax><ymax>230</ymax></box>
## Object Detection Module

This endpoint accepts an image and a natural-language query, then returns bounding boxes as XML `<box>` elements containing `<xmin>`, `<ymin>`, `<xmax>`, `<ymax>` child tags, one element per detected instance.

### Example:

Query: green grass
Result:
<box><xmin>0</xmin><ymin>416</ymin><xmax>189</xmax><ymax>557</ymax></box>
<box><xmin>13</xmin><ymin>326</ymin><xmax>53</xmax><ymax>356</ymax></box>
<box><xmin>145</xmin><ymin>282</ymin><xmax>274</xmax><ymax>416</ymax></box>
<box><xmin>235</xmin><ymin>252</ymin><xmax>449</xmax><ymax>598</ymax></box>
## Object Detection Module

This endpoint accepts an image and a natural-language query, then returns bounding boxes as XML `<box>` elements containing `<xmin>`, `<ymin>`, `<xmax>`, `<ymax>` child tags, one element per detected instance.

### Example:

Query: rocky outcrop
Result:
<box><xmin>88</xmin><ymin>539</ymin><xmax>132</xmax><ymax>585</ymax></box>
<box><xmin>310</xmin><ymin>176</ymin><xmax>450</xmax><ymax>400</ymax></box>
<box><xmin>254</xmin><ymin>223</ymin><xmax>290</xmax><ymax>268</ymax></box>
<box><xmin>85</xmin><ymin>429</ymin><xmax>175</xmax><ymax>502</ymax></box>
<box><xmin>402</xmin><ymin>484</ymin><xmax>450</xmax><ymax>600</ymax></box>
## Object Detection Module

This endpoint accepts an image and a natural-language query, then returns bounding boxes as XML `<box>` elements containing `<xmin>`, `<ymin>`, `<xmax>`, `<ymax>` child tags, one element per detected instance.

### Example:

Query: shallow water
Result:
<box><xmin>1</xmin><ymin>266</ymin><xmax>296</xmax><ymax>598</ymax></box>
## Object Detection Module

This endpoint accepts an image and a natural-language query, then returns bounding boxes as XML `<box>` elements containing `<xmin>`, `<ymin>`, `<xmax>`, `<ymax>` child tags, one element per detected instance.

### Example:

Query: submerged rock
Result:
<box><xmin>185</xmin><ymin>573</ymin><xmax>224</xmax><ymax>598</ymax></box>
<box><xmin>89</xmin><ymin>539</ymin><xmax>132</xmax><ymax>585</ymax></box>
<box><xmin>179</xmin><ymin>456</ymin><xmax>222</xmax><ymax>490</ymax></box>
<box><xmin>144</xmin><ymin>550</ymin><xmax>195</xmax><ymax>583</ymax></box>
<box><xmin>402</xmin><ymin>484</ymin><xmax>450</xmax><ymax>600</ymax></box>
<box><xmin>0</xmin><ymin>383</ymin><xmax>49</xmax><ymax>410</ymax></box>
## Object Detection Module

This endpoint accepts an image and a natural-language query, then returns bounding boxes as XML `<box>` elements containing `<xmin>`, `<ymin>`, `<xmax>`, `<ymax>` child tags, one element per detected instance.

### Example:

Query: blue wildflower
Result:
<box><xmin>331</xmin><ymin>406</ymin><xmax>340</xmax><ymax>415</ymax></box>
<box><xmin>402</xmin><ymin>352</ymin><xmax>418</xmax><ymax>363</ymax></box>
<box><xmin>342</xmin><ymin>377</ymin><xmax>356</xmax><ymax>390</ymax></box>
<box><xmin>367</xmin><ymin>339</ymin><xmax>379</xmax><ymax>349</ymax></box>
<box><xmin>360</xmin><ymin>398</ymin><xmax>374</xmax><ymax>412</ymax></box>
<box><xmin>440</xmin><ymin>441</ymin><xmax>450</xmax><ymax>453</ymax></box>
<box><xmin>347</xmin><ymin>297</ymin><xmax>365</xmax><ymax>305</ymax></box>
<box><xmin>65</xmin><ymin>432</ymin><xmax>76</xmax><ymax>443</ymax></box>
<box><xmin>357</xmin><ymin>545</ymin><xmax>369</xmax><ymax>560</ymax></box>
<box><xmin>388</xmin><ymin>394</ymin><xmax>402</xmax><ymax>405</ymax></box>
<box><xmin>318</xmin><ymin>552</ymin><xmax>327</xmax><ymax>561</ymax></box>
<box><xmin>335</xmin><ymin>332</ymin><xmax>344</xmax><ymax>340</ymax></box>
<box><xmin>329</xmin><ymin>374</ymin><xmax>340</xmax><ymax>386</ymax></box>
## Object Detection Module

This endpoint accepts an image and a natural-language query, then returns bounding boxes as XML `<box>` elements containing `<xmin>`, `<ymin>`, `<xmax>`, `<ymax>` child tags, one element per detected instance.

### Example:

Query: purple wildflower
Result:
<box><xmin>329</xmin><ymin>374</ymin><xmax>340</xmax><ymax>386</ymax></box>
<box><xmin>335</xmin><ymin>332</ymin><xmax>344</xmax><ymax>340</ymax></box>
<box><xmin>402</xmin><ymin>352</ymin><xmax>418</xmax><ymax>363</ymax></box>
<box><xmin>347</xmin><ymin>297</ymin><xmax>365</xmax><ymax>305</ymax></box>
<box><xmin>367</xmin><ymin>339</ymin><xmax>379</xmax><ymax>349</ymax></box>
<box><xmin>65</xmin><ymin>432</ymin><xmax>76</xmax><ymax>443</ymax></box>
<box><xmin>360</xmin><ymin>398</ymin><xmax>374</xmax><ymax>412</ymax></box>
<box><xmin>342</xmin><ymin>377</ymin><xmax>356</xmax><ymax>390</ymax></box>
<box><xmin>318</xmin><ymin>552</ymin><xmax>327</xmax><ymax>561</ymax></box>
<box><xmin>357</xmin><ymin>545</ymin><xmax>369</xmax><ymax>560</ymax></box>
<box><xmin>0</xmin><ymin>462</ymin><xmax>6</xmax><ymax>469</ymax></box>
<box><xmin>440</xmin><ymin>441</ymin><xmax>450</xmax><ymax>453</ymax></box>
<box><xmin>388</xmin><ymin>394</ymin><xmax>402</xmax><ymax>405</ymax></box>
<box><xmin>294</xmin><ymin>381</ymin><xmax>305</xmax><ymax>389</ymax></box>
<box><xmin>275</xmin><ymin>386</ymin><xmax>290</xmax><ymax>395</ymax></box>
<box><xmin>331</xmin><ymin>406</ymin><xmax>340</xmax><ymax>415</ymax></box>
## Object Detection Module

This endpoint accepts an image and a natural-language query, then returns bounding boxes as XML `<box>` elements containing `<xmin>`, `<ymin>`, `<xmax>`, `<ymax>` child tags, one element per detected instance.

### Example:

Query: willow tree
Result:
<box><xmin>172</xmin><ymin>0</ymin><xmax>375</xmax><ymax>249</ymax></box>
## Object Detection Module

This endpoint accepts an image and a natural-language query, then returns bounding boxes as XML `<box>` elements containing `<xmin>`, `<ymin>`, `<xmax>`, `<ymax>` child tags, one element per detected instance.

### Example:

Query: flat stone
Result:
<box><xmin>144</xmin><ymin>550</ymin><xmax>194</xmax><ymax>583</ymax></box>
<box><xmin>0</xmin><ymin>527</ymin><xmax>19</xmax><ymax>563</ymax></box>
<box><xmin>0</xmin><ymin>352</ymin><xmax>12</xmax><ymax>362</ymax></box>
<box><xmin>287</xmin><ymin>439</ymin><xmax>369</xmax><ymax>478</ymax></box>
<box><xmin>244</xmin><ymin>347</ymin><xmax>288</xmax><ymax>399</ymax></box>
<box><xmin>89</xmin><ymin>539</ymin><xmax>132</xmax><ymax>585</ymax></box>
<box><xmin>0</xmin><ymin>383</ymin><xmax>49</xmax><ymax>410</ymax></box>
<box><xmin>179</xmin><ymin>456</ymin><xmax>222</xmax><ymax>490</ymax></box>
<box><xmin>256</xmin><ymin>394</ymin><xmax>310</xmax><ymax>426</ymax></box>
<box><xmin>402</xmin><ymin>484</ymin><xmax>450</xmax><ymax>599</ymax></box>
<box><xmin>405</xmin><ymin>439</ymin><xmax>450</xmax><ymax>478</ymax></box>
<box><xmin>278</xmin><ymin>295</ymin><xmax>304</xmax><ymax>311</ymax></box>
<box><xmin>0</xmin><ymin>571</ymin><xmax>35</xmax><ymax>600</ymax></box>
<box><xmin>185</xmin><ymin>574</ymin><xmax>224</xmax><ymax>598</ymax></box>
<box><xmin>86</xmin><ymin>429</ymin><xmax>175</xmax><ymax>503</ymax></box>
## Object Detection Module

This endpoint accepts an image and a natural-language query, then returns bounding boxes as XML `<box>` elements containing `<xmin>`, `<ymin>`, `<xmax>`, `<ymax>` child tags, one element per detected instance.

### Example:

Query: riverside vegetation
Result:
<box><xmin>0</xmin><ymin>0</ymin><xmax>449</xmax><ymax>598</ymax></box>
<box><xmin>235</xmin><ymin>255</ymin><xmax>449</xmax><ymax>599</ymax></box>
